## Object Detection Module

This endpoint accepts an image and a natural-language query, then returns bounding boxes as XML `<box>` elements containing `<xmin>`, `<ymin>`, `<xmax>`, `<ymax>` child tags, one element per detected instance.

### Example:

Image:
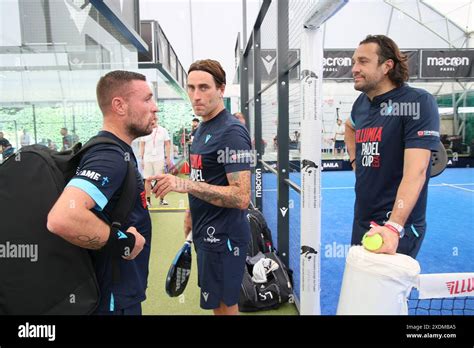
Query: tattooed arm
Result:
<box><xmin>188</xmin><ymin>170</ymin><xmax>251</xmax><ymax>209</ymax></box>
<box><xmin>47</xmin><ymin>187</ymin><xmax>145</xmax><ymax>256</ymax></box>
<box><xmin>47</xmin><ymin>187</ymin><xmax>111</xmax><ymax>249</ymax></box>
<box><xmin>152</xmin><ymin>170</ymin><xmax>251</xmax><ymax>210</ymax></box>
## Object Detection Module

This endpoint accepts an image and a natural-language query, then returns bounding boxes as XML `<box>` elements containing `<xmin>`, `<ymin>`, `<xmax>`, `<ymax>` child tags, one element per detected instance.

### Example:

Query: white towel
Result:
<box><xmin>251</xmin><ymin>258</ymin><xmax>280</xmax><ymax>283</ymax></box>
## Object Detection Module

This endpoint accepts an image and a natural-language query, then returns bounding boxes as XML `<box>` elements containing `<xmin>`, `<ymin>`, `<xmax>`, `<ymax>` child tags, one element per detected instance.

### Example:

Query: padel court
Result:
<box><xmin>143</xmin><ymin>167</ymin><xmax>473</xmax><ymax>315</ymax></box>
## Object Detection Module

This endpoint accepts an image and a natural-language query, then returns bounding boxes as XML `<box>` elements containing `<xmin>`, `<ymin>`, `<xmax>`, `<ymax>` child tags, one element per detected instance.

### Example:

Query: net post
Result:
<box><xmin>299</xmin><ymin>0</ymin><xmax>348</xmax><ymax>316</ymax></box>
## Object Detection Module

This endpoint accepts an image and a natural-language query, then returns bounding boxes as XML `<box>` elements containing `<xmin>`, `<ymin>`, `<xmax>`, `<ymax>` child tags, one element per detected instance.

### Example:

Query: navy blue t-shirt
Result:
<box><xmin>189</xmin><ymin>109</ymin><xmax>252</xmax><ymax>252</ymax></box>
<box><xmin>66</xmin><ymin>131</ymin><xmax>152</xmax><ymax>312</ymax></box>
<box><xmin>350</xmin><ymin>84</ymin><xmax>440</xmax><ymax>234</ymax></box>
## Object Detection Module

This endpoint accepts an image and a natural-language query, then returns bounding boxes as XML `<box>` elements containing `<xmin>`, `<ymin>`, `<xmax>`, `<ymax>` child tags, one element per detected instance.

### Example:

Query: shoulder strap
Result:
<box><xmin>110</xmin><ymin>160</ymin><xmax>136</xmax><ymax>227</ymax></box>
<box><xmin>75</xmin><ymin>136</ymin><xmax>137</xmax><ymax>228</ymax></box>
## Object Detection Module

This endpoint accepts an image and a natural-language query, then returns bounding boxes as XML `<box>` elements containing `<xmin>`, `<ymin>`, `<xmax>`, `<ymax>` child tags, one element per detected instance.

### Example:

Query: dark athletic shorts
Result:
<box><xmin>335</xmin><ymin>140</ymin><xmax>345</xmax><ymax>150</ymax></box>
<box><xmin>195</xmin><ymin>244</ymin><xmax>247</xmax><ymax>310</ymax></box>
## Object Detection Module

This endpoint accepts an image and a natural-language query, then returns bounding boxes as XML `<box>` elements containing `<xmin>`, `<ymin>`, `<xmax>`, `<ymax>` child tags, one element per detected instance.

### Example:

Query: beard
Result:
<box><xmin>127</xmin><ymin>123</ymin><xmax>153</xmax><ymax>139</ymax></box>
<box><xmin>126</xmin><ymin>111</ymin><xmax>154</xmax><ymax>140</ymax></box>
<box><xmin>354</xmin><ymin>78</ymin><xmax>378</xmax><ymax>94</ymax></box>
<box><xmin>353</xmin><ymin>71</ymin><xmax>385</xmax><ymax>95</ymax></box>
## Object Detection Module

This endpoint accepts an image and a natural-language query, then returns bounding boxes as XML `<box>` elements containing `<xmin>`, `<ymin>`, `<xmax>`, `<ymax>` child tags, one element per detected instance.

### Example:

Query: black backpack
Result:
<box><xmin>0</xmin><ymin>136</ymin><xmax>137</xmax><ymax>315</ymax></box>
<box><xmin>247</xmin><ymin>206</ymin><xmax>274</xmax><ymax>257</ymax></box>
<box><xmin>238</xmin><ymin>252</ymin><xmax>293</xmax><ymax>312</ymax></box>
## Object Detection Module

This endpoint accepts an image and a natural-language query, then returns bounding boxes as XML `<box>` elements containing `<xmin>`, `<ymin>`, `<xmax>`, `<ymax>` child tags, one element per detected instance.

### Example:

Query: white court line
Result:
<box><xmin>441</xmin><ymin>183</ymin><xmax>474</xmax><ymax>193</ymax></box>
<box><xmin>322</xmin><ymin>186</ymin><xmax>354</xmax><ymax>190</ymax></box>
<box><xmin>262</xmin><ymin>183</ymin><xmax>474</xmax><ymax>192</ymax></box>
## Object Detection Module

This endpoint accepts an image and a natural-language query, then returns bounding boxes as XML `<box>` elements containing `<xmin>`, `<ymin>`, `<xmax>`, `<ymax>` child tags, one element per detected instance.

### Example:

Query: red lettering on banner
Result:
<box><xmin>446</xmin><ymin>278</ymin><xmax>474</xmax><ymax>295</ymax></box>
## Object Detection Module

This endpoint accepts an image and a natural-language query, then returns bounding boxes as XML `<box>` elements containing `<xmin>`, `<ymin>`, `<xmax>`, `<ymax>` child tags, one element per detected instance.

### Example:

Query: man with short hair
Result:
<box><xmin>47</xmin><ymin>70</ymin><xmax>156</xmax><ymax>315</ymax></box>
<box><xmin>139</xmin><ymin>116</ymin><xmax>172</xmax><ymax>206</ymax></box>
<box><xmin>60</xmin><ymin>127</ymin><xmax>74</xmax><ymax>151</ymax></box>
<box><xmin>150</xmin><ymin>59</ymin><xmax>251</xmax><ymax>315</ymax></box>
<box><xmin>345</xmin><ymin>35</ymin><xmax>440</xmax><ymax>258</ymax></box>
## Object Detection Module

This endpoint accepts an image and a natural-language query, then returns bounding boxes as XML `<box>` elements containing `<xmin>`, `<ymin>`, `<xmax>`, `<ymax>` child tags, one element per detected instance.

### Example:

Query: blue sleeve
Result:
<box><xmin>220</xmin><ymin>124</ymin><xmax>252</xmax><ymax>173</ymax></box>
<box><xmin>66</xmin><ymin>146</ymin><xmax>127</xmax><ymax>211</ymax></box>
<box><xmin>403</xmin><ymin>93</ymin><xmax>440</xmax><ymax>150</ymax></box>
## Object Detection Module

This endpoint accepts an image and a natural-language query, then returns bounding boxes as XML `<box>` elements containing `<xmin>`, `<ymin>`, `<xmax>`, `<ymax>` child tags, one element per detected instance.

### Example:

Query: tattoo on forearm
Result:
<box><xmin>76</xmin><ymin>235</ymin><xmax>106</xmax><ymax>249</ymax></box>
<box><xmin>189</xmin><ymin>171</ymin><xmax>250</xmax><ymax>209</ymax></box>
<box><xmin>195</xmin><ymin>187</ymin><xmax>242</xmax><ymax>208</ymax></box>
<box><xmin>230</xmin><ymin>171</ymin><xmax>240</xmax><ymax>182</ymax></box>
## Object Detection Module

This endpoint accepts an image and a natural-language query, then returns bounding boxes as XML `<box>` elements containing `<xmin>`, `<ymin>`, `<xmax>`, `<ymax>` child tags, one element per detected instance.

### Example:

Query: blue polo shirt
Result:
<box><xmin>66</xmin><ymin>131</ymin><xmax>152</xmax><ymax>312</ymax></box>
<box><xmin>350</xmin><ymin>84</ymin><xmax>440</xmax><ymax>237</ymax></box>
<box><xmin>189</xmin><ymin>109</ymin><xmax>252</xmax><ymax>252</ymax></box>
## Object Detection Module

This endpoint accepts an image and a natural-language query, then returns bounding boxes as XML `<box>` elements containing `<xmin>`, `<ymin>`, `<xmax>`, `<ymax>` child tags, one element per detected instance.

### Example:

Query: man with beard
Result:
<box><xmin>345</xmin><ymin>35</ymin><xmax>440</xmax><ymax>258</ymax></box>
<box><xmin>47</xmin><ymin>71</ymin><xmax>156</xmax><ymax>314</ymax></box>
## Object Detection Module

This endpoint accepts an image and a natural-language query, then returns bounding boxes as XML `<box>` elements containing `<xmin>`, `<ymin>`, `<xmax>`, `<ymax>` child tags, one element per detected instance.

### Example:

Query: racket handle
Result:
<box><xmin>185</xmin><ymin>231</ymin><xmax>193</xmax><ymax>243</ymax></box>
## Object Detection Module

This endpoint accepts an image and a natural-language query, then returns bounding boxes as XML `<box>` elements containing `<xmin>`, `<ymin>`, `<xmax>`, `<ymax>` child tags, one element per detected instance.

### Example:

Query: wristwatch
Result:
<box><xmin>385</xmin><ymin>221</ymin><xmax>405</xmax><ymax>238</ymax></box>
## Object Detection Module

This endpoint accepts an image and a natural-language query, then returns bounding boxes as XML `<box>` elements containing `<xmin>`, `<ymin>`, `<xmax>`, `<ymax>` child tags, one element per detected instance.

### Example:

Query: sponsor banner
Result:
<box><xmin>421</xmin><ymin>50</ymin><xmax>474</xmax><ymax>79</ymax></box>
<box><xmin>322</xmin><ymin>160</ymin><xmax>343</xmax><ymax>170</ymax></box>
<box><xmin>255</xmin><ymin>168</ymin><xmax>262</xmax><ymax>198</ymax></box>
<box><xmin>446</xmin><ymin>157</ymin><xmax>474</xmax><ymax>168</ymax></box>
<box><xmin>323</xmin><ymin>50</ymin><xmax>353</xmax><ymax>79</ymax></box>
<box><xmin>406</xmin><ymin>50</ymin><xmax>419</xmax><ymax>78</ymax></box>
<box><xmin>299</xmin><ymin>28</ymin><xmax>322</xmax><ymax>315</ymax></box>
<box><xmin>418</xmin><ymin>273</ymin><xmax>474</xmax><ymax>299</ymax></box>
<box><xmin>323</xmin><ymin>50</ymin><xmax>419</xmax><ymax>79</ymax></box>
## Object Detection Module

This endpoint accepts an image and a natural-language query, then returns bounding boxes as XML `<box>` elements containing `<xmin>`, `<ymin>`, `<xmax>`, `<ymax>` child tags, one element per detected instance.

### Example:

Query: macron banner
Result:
<box><xmin>323</xmin><ymin>50</ymin><xmax>419</xmax><ymax>79</ymax></box>
<box><xmin>323</xmin><ymin>50</ymin><xmax>353</xmax><ymax>79</ymax></box>
<box><xmin>421</xmin><ymin>50</ymin><xmax>474</xmax><ymax>79</ymax></box>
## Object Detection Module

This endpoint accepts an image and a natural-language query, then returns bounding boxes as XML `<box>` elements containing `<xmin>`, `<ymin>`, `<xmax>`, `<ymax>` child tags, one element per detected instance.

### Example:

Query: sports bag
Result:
<box><xmin>239</xmin><ymin>252</ymin><xmax>293</xmax><ymax>312</ymax></box>
<box><xmin>0</xmin><ymin>136</ymin><xmax>136</xmax><ymax>314</ymax></box>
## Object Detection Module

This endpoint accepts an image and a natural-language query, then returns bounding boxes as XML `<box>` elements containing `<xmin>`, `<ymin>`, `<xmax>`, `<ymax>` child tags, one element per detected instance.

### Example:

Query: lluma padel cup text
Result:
<box><xmin>356</xmin><ymin>127</ymin><xmax>382</xmax><ymax>168</ymax></box>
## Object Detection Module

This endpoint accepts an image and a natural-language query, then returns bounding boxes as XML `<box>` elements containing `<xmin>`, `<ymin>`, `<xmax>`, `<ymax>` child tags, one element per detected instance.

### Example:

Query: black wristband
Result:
<box><xmin>106</xmin><ymin>223</ymin><xmax>136</xmax><ymax>257</ymax></box>
<box><xmin>116</xmin><ymin>231</ymin><xmax>136</xmax><ymax>258</ymax></box>
<box><xmin>350</xmin><ymin>158</ymin><xmax>356</xmax><ymax>165</ymax></box>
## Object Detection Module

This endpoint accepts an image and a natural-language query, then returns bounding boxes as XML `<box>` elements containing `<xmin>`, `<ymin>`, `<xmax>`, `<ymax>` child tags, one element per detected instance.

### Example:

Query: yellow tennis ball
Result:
<box><xmin>362</xmin><ymin>232</ymin><xmax>383</xmax><ymax>251</ymax></box>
